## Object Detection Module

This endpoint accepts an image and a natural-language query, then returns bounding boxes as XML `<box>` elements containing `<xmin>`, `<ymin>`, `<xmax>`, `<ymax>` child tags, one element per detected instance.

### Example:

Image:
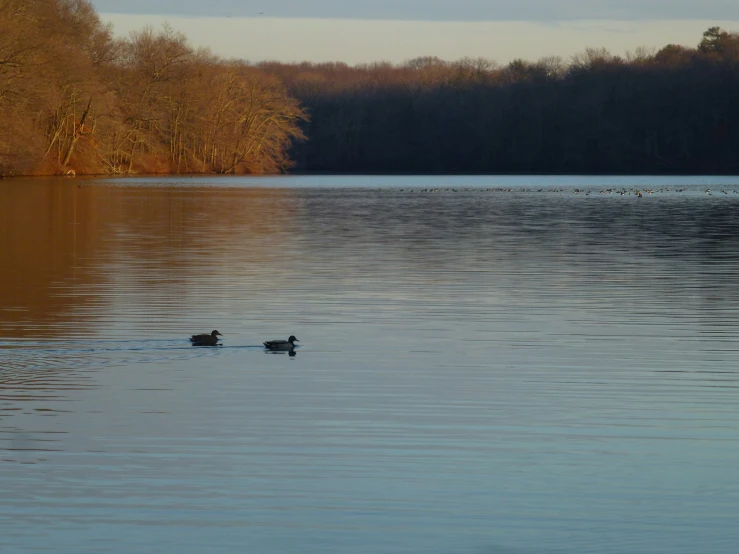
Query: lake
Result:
<box><xmin>1</xmin><ymin>175</ymin><xmax>739</xmax><ymax>553</ymax></box>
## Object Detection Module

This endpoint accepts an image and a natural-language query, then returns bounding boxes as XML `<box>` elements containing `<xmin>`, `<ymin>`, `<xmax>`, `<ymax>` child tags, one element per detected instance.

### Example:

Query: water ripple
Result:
<box><xmin>1</xmin><ymin>176</ymin><xmax>739</xmax><ymax>553</ymax></box>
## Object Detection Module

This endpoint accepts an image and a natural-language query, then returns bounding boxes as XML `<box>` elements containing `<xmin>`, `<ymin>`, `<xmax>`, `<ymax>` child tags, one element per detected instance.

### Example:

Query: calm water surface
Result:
<box><xmin>1</xmin><ymin>175</ymin><xmax>739</xmax><ymax>553</ymax></box>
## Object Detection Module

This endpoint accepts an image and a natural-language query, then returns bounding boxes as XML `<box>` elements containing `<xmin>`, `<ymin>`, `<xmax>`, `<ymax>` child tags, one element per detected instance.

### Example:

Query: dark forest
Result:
<box><xmin>1</xmin><ymin>0</ymin><xmax>738</xmax><ymax>176</ymax></box>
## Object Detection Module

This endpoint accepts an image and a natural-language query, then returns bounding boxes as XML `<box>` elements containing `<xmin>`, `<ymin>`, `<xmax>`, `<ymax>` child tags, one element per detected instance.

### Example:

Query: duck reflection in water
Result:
<box><xmin>263</xmin><ymin>335</ymin><xmax>299</xmax><ymax>355</ymax></box>
<box><xmin>264</xmin><ymin>348</ymin><xmax>298</xmax><ymax>357</ymax></box>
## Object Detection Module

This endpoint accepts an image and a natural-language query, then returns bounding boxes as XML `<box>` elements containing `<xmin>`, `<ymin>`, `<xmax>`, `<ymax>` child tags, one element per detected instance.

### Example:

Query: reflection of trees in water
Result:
<box><xmin>0</xmin><ymin>180</ymin><xmax>294</xmax><ymax>339</ymax></box>
<box><xmin>2</xmin><ymin>181</ymin><xmax>737</xmax><ymax>339</ymax></box>
<box><xmin>0</xmin><ymin>179</ymin><xmax>99</xmax><ymax>338</ymax></box>
<box><xmin>301</xmin><ymin>190</ymin><xmax>739</xmax><ymax>253</ymax></box>
<box><xmin>297</xmin><ymin>190</ymin><xmax>739</xmax><ymax>312</ymax></box>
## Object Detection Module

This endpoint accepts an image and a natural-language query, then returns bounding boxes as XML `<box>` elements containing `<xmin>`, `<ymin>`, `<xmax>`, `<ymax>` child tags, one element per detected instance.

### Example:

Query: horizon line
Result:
<box><xmin>98</xmin><ymin>15</ymin><xmax>739</xmax><ymax>65</ymax></box>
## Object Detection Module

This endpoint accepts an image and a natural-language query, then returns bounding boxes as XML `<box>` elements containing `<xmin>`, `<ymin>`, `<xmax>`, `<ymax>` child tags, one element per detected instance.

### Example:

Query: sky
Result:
<box><xmin>91</xmin><ymin>1</ymin><xmax>739</xmax><ymax>64</ymax></box>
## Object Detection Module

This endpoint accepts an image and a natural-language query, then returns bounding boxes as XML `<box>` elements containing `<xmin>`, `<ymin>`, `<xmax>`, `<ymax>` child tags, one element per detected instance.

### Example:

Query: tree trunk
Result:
<box><xmin>62</xmin><ymin>97</ymin><xmax>93</xmax><ymax>167</ymax></box>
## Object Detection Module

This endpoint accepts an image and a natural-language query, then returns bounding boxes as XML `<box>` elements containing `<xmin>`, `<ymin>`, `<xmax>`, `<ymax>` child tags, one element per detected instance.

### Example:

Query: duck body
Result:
<box><xmin>190</xmin><ymin>330</ymin><xmax>222</xmax><ymax>346</ymax></box>
<box><xmin>263</xmin><ymin>335</ymin><xmax>299</xmax><ymax>350</ymax></box>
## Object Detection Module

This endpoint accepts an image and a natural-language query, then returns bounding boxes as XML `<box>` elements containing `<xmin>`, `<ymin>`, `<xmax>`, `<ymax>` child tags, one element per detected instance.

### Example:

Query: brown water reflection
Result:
<box><xmin>1</xmin><ymin>179</ymin><xmax>99</xmax><ymax>338</ymax></box>
<box><xmin>0</xmin><ymin>178</ymin><xmax>293</xmax><ymax>338</ymax></box>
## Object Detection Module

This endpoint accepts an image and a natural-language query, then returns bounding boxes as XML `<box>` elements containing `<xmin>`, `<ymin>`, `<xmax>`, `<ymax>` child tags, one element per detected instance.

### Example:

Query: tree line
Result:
<box><xmin>1</xmin><ymin>0</ymin><xmax>738</xmax><ymax>176</ymax></box>
<box><xmin>0</xmin><ymin>0</ymin><xmax>305</xmax><ymax>176</ymax></box>
<box><xmin>263</xmin><ymin>27</ymin><xmax>739</xmax><ymax>175</ymax></box>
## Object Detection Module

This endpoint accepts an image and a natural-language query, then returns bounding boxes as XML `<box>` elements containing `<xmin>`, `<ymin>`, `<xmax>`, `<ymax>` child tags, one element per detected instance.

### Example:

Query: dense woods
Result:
<box><xmin>1</xmin><ymin>0</ymin><xmax>738</xmax><ymax>176</ymax></box>
<box><xmin>266</xmin><ymin>26</ymin><xmax>739</xmax><ymax>175</ymax></box>
<box><xmin>0</xmin><ymin>0</ymin><xmax>305</xmax><ymax>176</ymax></box>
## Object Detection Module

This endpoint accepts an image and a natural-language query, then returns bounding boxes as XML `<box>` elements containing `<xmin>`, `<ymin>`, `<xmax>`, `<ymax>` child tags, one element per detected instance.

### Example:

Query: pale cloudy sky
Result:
<box><xmin>90</xmin><ymin>1</ymin><xmax>739</xmax><ymax>64</ymax></box>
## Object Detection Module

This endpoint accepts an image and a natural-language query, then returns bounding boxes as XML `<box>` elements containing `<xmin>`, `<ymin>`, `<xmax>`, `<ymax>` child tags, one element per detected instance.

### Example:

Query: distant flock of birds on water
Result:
<box><xmin>189</xmin><ymin>330</ymin><xmax>299</xmax><ymax>353</ymax></box>
<box><xmin>384</xmin><ymin>187</ymin><xmax>738</xmax><ymax>196</ymax></box>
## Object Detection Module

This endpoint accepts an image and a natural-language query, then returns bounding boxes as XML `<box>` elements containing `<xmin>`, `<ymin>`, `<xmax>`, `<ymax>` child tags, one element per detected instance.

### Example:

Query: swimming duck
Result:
<box><xmin>263</xmin><ymin>335</ymin><xmax>299</xmax><ymax>350</ymax></box>
<box><xmin>190</xmin><ymin>330</ymin><xmax>222</xmax><ymax>346</ymax></box>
